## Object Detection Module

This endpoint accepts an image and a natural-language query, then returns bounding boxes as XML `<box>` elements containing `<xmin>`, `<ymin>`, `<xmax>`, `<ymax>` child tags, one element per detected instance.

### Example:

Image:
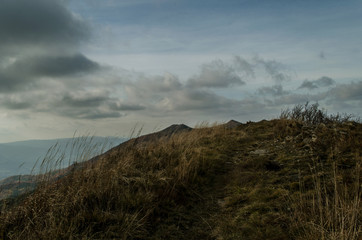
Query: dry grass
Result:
<box><xmin>0</xmin><ymin>125</ymin><xmax>239</xmax><ymax>239</ymax></box>
<box><xmin>280</xmin><ymin>102</ymin><xmax>359</xmax><ymax>125</ymax></box>
<box><xmin>289</xmin><ymin>139</ymin><xmax>361</xmax><ymax>240</ymax></box>
<box><xmin>0</xmin><ymin>104</ymin><xmax>360</xmax><ymax>239</ymax></box>
<box><xmin>279</xmin><ymin>103</ymin><xmax>361</xmax><ymax>240</ymax></box>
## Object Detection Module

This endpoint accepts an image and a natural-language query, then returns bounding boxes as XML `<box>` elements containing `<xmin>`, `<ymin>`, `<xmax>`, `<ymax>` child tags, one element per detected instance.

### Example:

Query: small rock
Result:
<box><xmin>250</xmin><ymin>149</ymin><xmax>268</xmax><ymax>155</ymax></box>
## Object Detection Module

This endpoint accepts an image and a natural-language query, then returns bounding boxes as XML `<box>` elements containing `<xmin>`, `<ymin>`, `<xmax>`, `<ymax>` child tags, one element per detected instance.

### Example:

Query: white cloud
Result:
<box><xmin>187</xmin><ymin>59</ymin><xmax>245</xmax><ymax>88</ymax></box>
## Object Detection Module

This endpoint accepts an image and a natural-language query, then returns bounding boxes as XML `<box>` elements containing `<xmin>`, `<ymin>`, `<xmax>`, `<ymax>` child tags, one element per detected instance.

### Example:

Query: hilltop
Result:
<box><xmin>0</xmin><ymin>105</ymin><xmax>360</xmax><ymax>239</ymax></box>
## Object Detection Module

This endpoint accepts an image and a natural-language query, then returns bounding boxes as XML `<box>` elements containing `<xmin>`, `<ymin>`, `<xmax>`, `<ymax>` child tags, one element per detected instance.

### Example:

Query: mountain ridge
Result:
<box><xmin>1</xmin><ymin>116</ymin><xmax>360</xmax><ymax>239</ymax></box>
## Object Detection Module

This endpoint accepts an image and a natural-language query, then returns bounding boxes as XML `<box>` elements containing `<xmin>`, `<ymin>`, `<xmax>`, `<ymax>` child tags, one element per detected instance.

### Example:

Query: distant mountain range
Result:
<box><xmin>0</xmin><ymin>137</ymin><xmax>126</xmax><ymax>181</ymax></box>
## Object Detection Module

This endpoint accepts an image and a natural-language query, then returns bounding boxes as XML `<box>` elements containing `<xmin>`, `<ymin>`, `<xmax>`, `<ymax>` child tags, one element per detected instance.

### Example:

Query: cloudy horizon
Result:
<box><xmin>0</xmin><ymin>0</ymin><xmax>361</xmax><ymax>143</ymax></box>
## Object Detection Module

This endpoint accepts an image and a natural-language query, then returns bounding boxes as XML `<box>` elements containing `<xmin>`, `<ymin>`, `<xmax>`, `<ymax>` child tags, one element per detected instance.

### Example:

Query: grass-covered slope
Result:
<box><xmin>0</xmin><ymin>107</ymin><xmax>360</xmax><ymax>239</ymax></box>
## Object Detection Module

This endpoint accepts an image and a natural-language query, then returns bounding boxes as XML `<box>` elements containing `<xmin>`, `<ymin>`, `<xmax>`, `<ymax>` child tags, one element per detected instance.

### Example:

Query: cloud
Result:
<box><xmin>0</xmin><ymin>72</ymin><xmax>23</xmax><ymax>92</ymax></box>
<box><xmin>272</xmin><ymin>93</ymin><xmax>327</xmax><ymax>106</ymax></box>
<box><xmin>254</xmin><ymin>56</ymin><xmax>291</xmax><ymax>83</ymax></box>
<box><xmin>2</xmin><ymin>46</ymin><xmax>357</xmax><ymax>123</ymax></box>
<box><xmin>124</xmin><ymin>73</ymin><xmax>183</xmax><ymax>103</ymax></box>
<box><xmin>58</xmin><ymin>107</ymin><xmax>123</xmax><ymax>120</ymax></box>
<box><xmin>140</xmin><ymin>73</ymin><xmax>182</xmax><ymax>92</ymax></box>
<box><xmin>55</xmin><ymin>93</ymin><xmax>121</xmax><ymax>120</ymax></box>
<box><xmin>187</xmin><ymin>59</ymin><xmax>245</xmax><ymax>88</ymax></box>
<box><xmin>60</xmin><ymin>91</ymin><xmax>110</xmax><ymax>108</ymax></box>
<box><xmin>0</xmin><ymin>0</ymin><xmax>102</xmax><ymax>98</ymax></box>
<box><xmin>46</xmin><ymin>89</ymin><xmax>147</xmax><ymax>120</ymax></box>
<box><xmin>299</xmin><ymin>76</ymin><xmax>335</xmax><ymax>90</ymax></box>
<box><xmin>299</xmin><ymin>80</ymin><xmax>318</xmax><ymax>90</ymax></box>
<box><xmin>0</xmin><ymin>0</ymin><xmax>89</xmax><ymax>51</ymax></box>
<box><xmin>233</xmin><ymin>56</ymin><xmax>255</xmax><ymax>79</ymax></box>
<box><xmin>328</xmin><ymin>81</ymin><xmax>362</xmax><ymax>101</ymax></box>
<box><xmin>0</xmin><ymin>97</ymin><xmax>32</xmax><ymax>110</ymax></box>
<box><xmin>185</xmin><ymin>56</ymin><xmax>292</xmax><ymax>91</ymax></box>
<box><xmin>71</xmin><ymin>56</ymin><xmax>296</xmax><ymax>119</ymax></box>
<box><xmin>7</xmin><ymin>54</ymin><xmax>100</xmax><ymax>78</ymax></box>
<box><xmin>317</xmin><ymin>76</ymin><xmax>335</xmax><ymax>87</ymax></box>
<box><xmin>259</xmin><ymin>80</ymin><xmax>361</xmax><ymax>114</ymax></box>
<box><xmin>158</xmin><ymin>88</ymin><xmax>239</xmax><ymax>112</ymax></box>
<box><xmin>0</xmin><ymin>54</ymin><xmax>100</xmax><ymax>92</ymax></box>
<box><xmin>91</xmin><ymin>55</ymin><xmax>295</xmax><ymax>120</ymax></box>
<box><xmin>258</xmin><ymin>84</ymin><xmax>289</xmax><ymax>96</ymax></box>
<box><xmin>109</xmin><ymin>102</ymin><xmax>145</xmax><ymax>111</ymax></box>
<box><xmin>120</xmin><ymin>69</ymin><xmax>242</xmax><ymax>116</ymax></box>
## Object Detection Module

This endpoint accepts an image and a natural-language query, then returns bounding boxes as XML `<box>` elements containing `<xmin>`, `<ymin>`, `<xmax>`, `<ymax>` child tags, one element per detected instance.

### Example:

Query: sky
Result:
<box><xmin>0</xmin><ymin>0</ymin><xmax>361</xmax><ymax>142</ymax></box>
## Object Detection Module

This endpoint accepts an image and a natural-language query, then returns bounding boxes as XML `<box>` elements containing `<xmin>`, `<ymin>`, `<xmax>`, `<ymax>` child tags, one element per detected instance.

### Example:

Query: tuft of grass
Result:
<box><xmin>289</xmin><ymin>140</ymin><xmax>361</xmax><ymax>240</ymax></box>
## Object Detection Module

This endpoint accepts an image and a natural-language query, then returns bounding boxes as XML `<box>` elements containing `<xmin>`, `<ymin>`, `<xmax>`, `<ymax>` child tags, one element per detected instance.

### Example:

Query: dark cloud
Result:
<box><xmin>328</xmin><ymin>81</ymin><xmax>362</xmax><ymax>101</ymax></box>
<box><xmin>2</xmin><ymin>43</ymin><xmax>358</xmax><ymax>123</ymax></box>
<box><xmin>0</xmin><ymin>72</ymin><xmax>24</xmax><ymax>92</ymax></box>
<box><xmin>233</xmin><ymin>56</ymin><xmax>255</xmax><ymax>79</ymax></box>
<box><xmin>0</xmin><ymin>0</ymin><xmax>100</xmax><ymax>95</ymax></box>
<box><xmin>317</xmin><ymin>76</ymin><xmax>336</xmax><ymax>87</ymax></box>
<box><xmin>0</xmin><ymin>70</ymin><xmax>45</xmax><ymax>93</ymax></box>
<box><xmin>258</xmin><ymin>84</ymin><xmax>289</xmax><ymax>96</ymax></box>
<box><xmin>109</xmin><ymin>103</ymin><xmax>145</xmax><ymax>111</ymax></box>
<box><xmin>58</xmin><ymin>107</ymin><xmax>123</xmax><ymax>120</ymax></box>
<box><xmin>81</xmin><ymin>111</ymin><xmax>123</xmax><ymax>120</ymax></box>
<box><xmin>254</xmin><ymin>56</ymin><xmax>291</xmax><ymax>83</ymax></box>
<box><xmin>0</xmin><ymin>54</ymin><xmax>100</xmax><ymax>92</ymax></box>
<box><xmin>0</xmin><ymin>98</ymin><xmax>32</xmax><ymax>110</ymax></box>
<box><xmin>0</xmin><ymin>0</ymin><xmax>89</xmax><ymax>49</ymax></box>
<box><xmin>299</xmin><ymin>76</ymin><xmax>335</xmax><ymax>90</ymax></box>
<box><xmin>61</xmin><ymin>91</ymin><xmax>109</xmax><ymax>108</ymax></box>
<box><xmin>187</xmin><ymin>59</ymin><xmax>245</xmax><ymax>88</ymax></box>
<box><xmin>47</xmin><ymin>90</ymin><xmax>146</xmax><ymax>120</ymax></box>
<box><xmin>8</xmin><ymin>54</ymin><xmax>100</xmax><ymax>78</ymax></box>
<box><xmin>299</xmin><ymin>80</ymin><xmax>318</xmax><ymax>90</ymax></box>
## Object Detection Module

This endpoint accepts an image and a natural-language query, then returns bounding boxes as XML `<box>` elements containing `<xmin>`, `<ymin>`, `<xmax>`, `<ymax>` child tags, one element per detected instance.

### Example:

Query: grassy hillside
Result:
<box><xmin>0</xmin><ymin>104</ymin><xmax>360</xmax><ymax>239</ymax></box>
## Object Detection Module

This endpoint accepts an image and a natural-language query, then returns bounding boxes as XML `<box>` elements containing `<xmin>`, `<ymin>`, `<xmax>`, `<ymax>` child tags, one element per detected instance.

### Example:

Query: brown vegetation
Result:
<box><xmin>0</xmin><ymin>104</ymin><xmax>360</xmax><ymax>239</ymax></box>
